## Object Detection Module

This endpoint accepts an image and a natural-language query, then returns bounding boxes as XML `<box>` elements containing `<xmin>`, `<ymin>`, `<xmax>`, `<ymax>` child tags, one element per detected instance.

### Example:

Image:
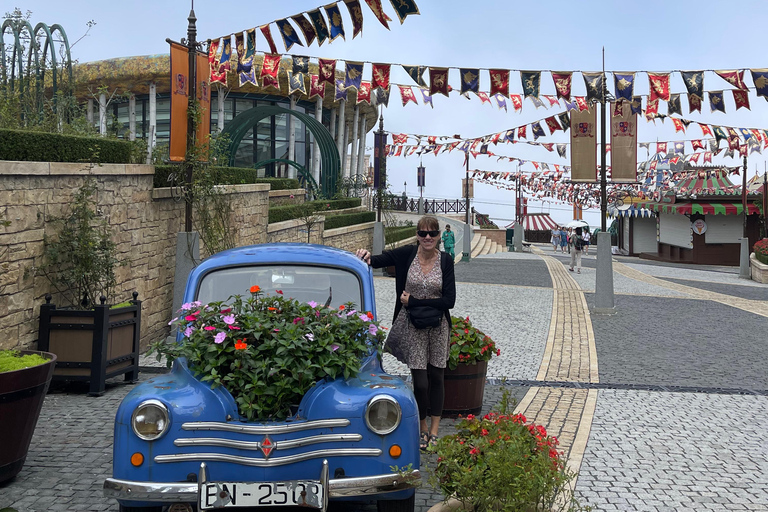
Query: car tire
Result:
<box><xmin>377</xmin><ymin>493</ymin><xmax>415</xmax><ymax>512</ymax></box>
<box><xmin>119</xmin><ymin>506</ymin><xmax>163</xmax><ymax>512</ymax></box>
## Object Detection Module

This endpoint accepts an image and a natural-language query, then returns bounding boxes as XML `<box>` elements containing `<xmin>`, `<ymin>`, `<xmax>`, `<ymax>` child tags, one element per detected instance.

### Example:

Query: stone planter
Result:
<box><xmin>37</xmin><ymin>293</ymin><xmax>141</xmax><ymax>396</ymax></box>
<box><xmin>442</xmin><ymin>360</ymin><xmax>488</xmax><ymax>417</ymax></box>
<box><xmin>750</xmin><ymin>253</ymin><xmax>768</xmax><ymax>284</ymax></box>
<box><xmin>0</xmin><ymin>350</ymin><xmax>57</xmax><ymax>483</ymax></box>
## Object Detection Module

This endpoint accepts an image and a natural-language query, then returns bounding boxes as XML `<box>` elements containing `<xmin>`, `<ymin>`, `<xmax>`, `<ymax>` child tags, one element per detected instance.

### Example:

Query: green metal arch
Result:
<box><xmin>222</xmin><ymin>105</ymin><xmax>339</xmax><ymax>198</ymax></box>
<box><xmin>253</xmin><ymin>158</ymin><xmax>319</xmax><ymax>197</ymax></box>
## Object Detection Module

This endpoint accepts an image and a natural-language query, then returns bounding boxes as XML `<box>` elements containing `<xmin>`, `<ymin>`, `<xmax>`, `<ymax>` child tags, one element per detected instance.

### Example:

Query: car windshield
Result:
<box><xmin>195</xmin><ymin>264</ymin><xmax>364</xmax><ymax>310</ymax></box>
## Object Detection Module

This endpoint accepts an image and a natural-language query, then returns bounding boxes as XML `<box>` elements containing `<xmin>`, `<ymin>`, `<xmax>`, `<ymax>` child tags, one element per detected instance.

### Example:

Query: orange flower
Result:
<box><xmin>268</xmin><ymin>307</ymin><xmax>277</xmax><ymax>311</ymax></box>
<box><xmin>234</xmin><ymin>340</ymin><xmax>248</xmax><ymax>350</ymax></box>
<box><xmin>250</xmin><ymin>285</ymin><xmax>261</xmax><ymax>293</ymax></box>
<box><xmin>338</xmin><ymin>305</ymin><xmax>346</xmax><ymax>310</ymax></box>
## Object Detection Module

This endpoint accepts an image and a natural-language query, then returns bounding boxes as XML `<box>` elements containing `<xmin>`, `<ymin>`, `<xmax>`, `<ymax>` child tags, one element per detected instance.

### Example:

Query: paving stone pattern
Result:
<box><xmin>657</xmin><ymin>277</ymin><xmax>768</xmax><ymax>301</ymax></box>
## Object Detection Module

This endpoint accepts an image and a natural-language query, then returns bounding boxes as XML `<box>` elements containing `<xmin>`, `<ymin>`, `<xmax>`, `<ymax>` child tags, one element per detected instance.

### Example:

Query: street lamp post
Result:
<box><xmin>184</xmin><ymin>4</ymin><xmax>198</xmax><ymax>233</ymax></box>
<box><xmin>404</xmin><ymin>181</ymin><xmax>407</xmax><ymax>197</ymax></box>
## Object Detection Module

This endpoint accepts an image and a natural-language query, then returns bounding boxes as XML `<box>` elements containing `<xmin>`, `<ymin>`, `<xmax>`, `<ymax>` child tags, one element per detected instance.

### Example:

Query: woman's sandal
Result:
<box><xmin>429</xmin><ymin>434</ymin><xmax>439</xmax><ymax>448</ymax></box>
<box><xmin>419</xmin><ymin>431</ymin><xmax>429</xmax><ymax>451</ymax></box>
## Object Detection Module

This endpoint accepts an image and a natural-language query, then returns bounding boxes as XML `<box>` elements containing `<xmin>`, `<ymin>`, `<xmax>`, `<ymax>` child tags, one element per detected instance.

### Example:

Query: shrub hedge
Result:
<box><xmin>385</xmin><ymin>225</ymin><xmax>416</xmax><ymax>244</ymax></box>
<box><xmin>268</xmin><ymin>198</ymin><xmax>362</xmax><ymax>224</ymax></box>
<box><xmin>154</xmin><ymin>165</ymin><xmax>299</xmax><ymax>190</ymax></box>
<box><xmin>0</xmin><ymin>128</ymin><xmax>135</xmax><ymax>163</ymax></box>
<box><xmin>324</xmin><ymin>211</ymin><xmax>376</xmax><ymax>230</ymax></box>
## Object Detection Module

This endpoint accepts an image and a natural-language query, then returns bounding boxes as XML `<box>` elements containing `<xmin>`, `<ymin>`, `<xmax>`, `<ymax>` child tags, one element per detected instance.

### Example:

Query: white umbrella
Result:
<box><xmin>565</xmin><ymin>220</ymin><xmax>589</xmax><ymax>228</ymax></box>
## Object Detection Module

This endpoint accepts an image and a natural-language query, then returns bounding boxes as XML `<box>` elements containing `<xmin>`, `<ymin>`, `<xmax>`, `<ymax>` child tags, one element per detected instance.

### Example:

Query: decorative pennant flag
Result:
<box><xmin>288</xmin><ymin>71</ymin><xmax>306</xmax><ymax>95</ymax></box>
<box><xmin>392</xmin><ymin>133</ymin><xmax>408</xmax><ymax>144</ymax></box>
<box><xmin>750</xmin><ymin>68</ymin><xmax>768</xmax><ymax>99</ymax></box>
<box><xmin>672</xmin><ymin>117</ymin><xmax>685</xmax><ymax>133</ymax></box>
<box><xmin>489</xmin><ymin>69</ymin><xmax>510</xmax><ymax>98</ymax></box>
<box><xmin>375</xmin><ymin>86</ymin><xmax>390</xmax><ymax>106</ymax></box>
<box><xmin>309</xmin><ymin>74</ymin><xmax>326</xmax><ymax>99</ymax></box>
<box><xmin>739</xmin><ymin>128</ymin><xmax>752</xmax><ymax>140</ymax></box>
<box><xmin>460</xmin><ymin>68</ymin><xmax>480</xmax><ymax>94</ymax></box>
<box><xmin>324</xmin><ymin>3</ymin><xmax>346</xmax><ymax>41</ymax></box>
<box><xmin>420</xmin><ymin>88</ymin><xmax>433</xmax><ymax>108</ymax></box>
<box><xmin>645</xmin><ymin>99</ymin><xmax>659</xmax><ymax>120</ymax></box>
<box><xmin>218</xmin><ymin>36</ymin><xmax>233</xmax><ymax>72</ymax></box>
<box><xmin>709</xmin><ymin>91</ymin><xmax>726</xmax><ymax>113</ymax></box>
<box><xmin>639</xmin><ymin>142</ymin><xmax>649</xmax><ymax>152</ymax></box>
<box><xmin>668</xmin><ymin>94</ymin><xmax>682</xmax><ymax>116</ymax></box>
<box><xmin>490</xmin><ymin>132</ymin><xmax>501</xmax><ymax>145</ymax></box>
<box><xmin>545</xmin><ymin>116</ymin><xmax>561</xmax><ymax>134</ymax></box>
<box><xmin>429</xmin><ymin>67</ymin><xmax>449</xmax><ymax>97</ymax></box>
<box><xmin>276</xmin><ymin>18</ymin><xmax>303</xmax><ymax>51</ymax></box>
<box><xmin>344</xmin><ymin>61</ymin><xmax>364</xmax><ymax>90</ymax></box>
<box><xmin>399</xmin><ymin>85</ymin><xmax>417</xmax><ymax>106</ymax></box>
<box><xmin>308</xmin><ymin>9</ymin><xmax>331</xmax><ymax>45</ymax></box>
<box><xmin>518</xmin><ymin>125</ymin><xmax>527</xmax><ymax>139</ymax></box>
<box><xmin>688</xmin><ymin>153</ymin><xmax>701</xmax><ymax>163</ymax></box>
<box><xmin>364</xmin><ymin>0</ymin><xmax>392</xmax><ymax>29</ymax></box>
<box><xmin>389</xmin><ymin>0</ymin><xmax>419</xmax><ymax>23</ymax></box>
<box><xmin>529</xmin><ymin>96</ymin><xmax>546</xmax><ymax>108</ymax></box>
<box><xmin>259</xmin><ymin>25</ymin><xmax>278</xmax><ymax>54</ymax></box>
<box><xmin>680</xmin><ymin>70</ymin><xmax>704</xmax><ymax>112</ymax></box>
<box><xmin>356</xmin><ymin>81</ymin><xmax>372</xmax><ymax>104</ymax></box>
<box><xmin>715</xmin><ymin>69</ymin><xmax>747</xmax><ymax>90</ymax></box>
<box><xmin>723</xmin><ymin>147</ymin><xmax>735</xmax><ymax>159</ymax></box>
<box><xmin>208</xmin><ymin>39</ymin><xmax>227</xmax><ymax>85</ymax></box>
<box><xmin>582</xmin><ymin>72</ymin><xmax>604</xmax><ymax>103</ymax></box>
<box><xmin>551</xmin><ymin>71</ymin><xmax>572</xmax><ymax>100</ymax></box>
<box><xmin>712</xmin><ymin>125</ymin><xmax>728</xmax><ymax>146</ymax></box>
<box><xmin>691</xmin><ymin>139</ymin><xmax>705</xmax><ymax>151</ymax></box>
<box><xmin>656</xmin><ymin>142</ymin><xmax>667</xmax><ymax>154</ymax></box>
<box><xmin>558</xmin><ymin>112</ymin><xmax>570</xmax><ymax>132</ymax></box>
<box><xmin>335</xmin><ymin>79</ymin><xmax>348</xmax><ymax>101</ymax></box>
<box><xmin>403</xmin><ymin>65</ymin><xmax>427</xmax><ymax>87</ymax></box>
<box><xmin>648</xmin><ymin>72</ymin><xmax>670</xmax><ymax>102</ymax></box>
<box><xmin>673</xmin><ymin>141</ymin><xmax>685</xmax><ymax>155</ymax></box>
<box><xmin>733</xmin><ymin>89</ymin><xmax>750</xmax><ymax>110</ymax></box>
<box><xmin>318</xmin><ymin>58</ymin><xmax>336</xmax><ymax>84</ymax></box>
<box><xmin>262</xmin><ymin>74</ymin><xmax>280</xmax><ymax>91</ymax></box>
<box><xmin>613</xmin><ymin>72</ymin><xmax>634</xmax><ymax>101</ymax></box>
<box><xmin>630</xmin><ymin>96</ymin><xmax>642</xmax><ymax>115</ymax></box>
<box><xmin>565</xmin><ymin>99</ymin><xmax>577</xmax><ymax>111</ymax></box>
<box><xmin>477</xmin><ymin>92</ymin><xmax>491</xmax><ymax>104</ymax></box>
<box><xmin>495</xmin><ymin>94</ymin><xmax>507</xmax><ymax>112</ymax></box>
<box><xmin>260</xmin><ymin>53</ymin><xmax>281</xmax><ymax>79</ymax></box>
<box><xmin>699</xmin><ymin>123</ymin><xmax>713</xmax><ymax>137</ymax></box>
<box><xmin>688</xmin><ymin>93</ymin><xmax>703</xmax><ymax>113</ymax></box>
<box><xmin>372</xmin><ymin>63</ymin><xmax>391</xmax><ymax>91</ymax></box>
<box><xmin>575</xmin><ymin>96</ymin><xmax>589</xmax><ymax>111</ymax></box>
<box><xmin>521</xmin><ymin>71</ymin><xmax>541</xmax><ymax>98</ymax></box>
<box><xmin>292</xmin><ymin>55</ymin><xmax>309</xmax><ymax>74</ymax></box>
<box><xmin>557</xmin><ymin>143</ymin><xmax>567</xmax><ymax>158</ymax></box>
<box><xmin>291</xmin><ymin>14</ymin><xmax>317</xmax><ymax>46</ymax></box>
<box><xmin>510</xmin><ymin>95</ymin><xmax>523</xmax><ymax>111</ymax></box>
<box><xmin>343</xmin><ymin>0</ymin><xmax>365</xmax><ymax>38</ymax></box>
<box><xmin>704</xmin><ymin>151</ymin><xmax>713</xmax><ymax>163</ymax></box>
<box><xmin>237</xmin><ymin>30</ymin><xmax>257</xmax><ymax>86</ymax></box>
<box><xmin>505</xmin><ymin>129</ymin><xmax>515</xmax><ymax>143</ymax></box>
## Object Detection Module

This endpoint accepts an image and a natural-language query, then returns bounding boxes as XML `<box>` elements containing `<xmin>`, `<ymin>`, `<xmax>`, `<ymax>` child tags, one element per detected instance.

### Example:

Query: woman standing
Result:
<box><xmin>569</xmin><ymin>227</ymin><xmax>584</xmax><ymax>273</ymax></box>
<box><xmin>551</xmin><ymin>227</ymin><xmax>561</xmax><ymax>251</ymax></box>
<box><xmin>559</xmin><ymin>226</ymin><xmax>568</xmax><ymax>253</ymax></box>
<box><xmin>356</xmin><ymin>215</ymin><xmax>456</xmax><ymax>450</ymax></box>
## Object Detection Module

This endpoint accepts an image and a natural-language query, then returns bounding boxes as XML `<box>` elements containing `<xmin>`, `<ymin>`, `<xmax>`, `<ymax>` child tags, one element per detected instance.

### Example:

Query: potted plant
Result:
<box><xmin>750</xmin><ymin>238</ymin><xmax>768</xmax><ymax>283</ymax></box>
<box><xmin>443</xmin><ymin>316</ymin><xmax>499</xmax><ymax>417</ymax></box>
<box><xmin>429</xmin><ymin>390</ymin><xmax>590</xmax><ymax>512</ymax></box>
<box><xmin>34</xmin><ymin>179</ymin><xmax>141</xmax><ymax>396</ymax></box>
<box><xmin>0</xmin><ymin>350</ymin><xmax>57</xmax><ymax>483</ymax></box>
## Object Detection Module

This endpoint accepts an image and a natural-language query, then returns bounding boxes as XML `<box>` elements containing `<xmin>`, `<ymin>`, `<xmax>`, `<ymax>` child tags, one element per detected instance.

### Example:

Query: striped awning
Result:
<box><xmin>673</xmin><ymin>174</ymin><xmax>739</xmax><ymax>195</ymax></box>
<box><xmin>635</xmin><ymin>201</ymin><xmax>760</xmax><ymax>215</ymax></box>
<box><xmin>505</xmin><ymin>213</ymin><xmax>561</xmax><ymax>231</ymax></box>
<box><xmin>608</xmin><ymin>205</ymin><xmax>655</xmax><ymax>218</ymax></box>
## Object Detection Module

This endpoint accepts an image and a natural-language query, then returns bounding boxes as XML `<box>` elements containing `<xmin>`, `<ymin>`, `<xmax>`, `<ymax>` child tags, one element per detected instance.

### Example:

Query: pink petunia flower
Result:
<box><xmin>307</xmin><ymin>301</ymin><xmax>318</xmax><ymax>308</ymax></box>
<box><xmin>214</xmin><ymin>332</ymin><xmax>226</xmax><ymax>344</ymax></box>
<box><xmin>183</xmin><ymin>326</ymin><xmax>194</xmax><ymax>337</ymax></box>
<box><xmin>222</xmin><ymin>314</ymin><xmax>235</xmax><ymax>325</ymax></box>
<box><xmin>330</xmin><ymin>344</ymin><xmax>340</xmax><ymax>352</ymax></box>
<box><xmin>204</xmin><ymin>326</ymin><xmax>216</xmax><ymax>331</ymax></box>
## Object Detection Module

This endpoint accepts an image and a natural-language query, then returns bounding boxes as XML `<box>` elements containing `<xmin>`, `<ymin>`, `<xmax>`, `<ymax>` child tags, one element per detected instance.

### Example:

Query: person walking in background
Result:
<box><xmin>582</xmin><ymin>229</ymin><xmax>591</xmax><ymax>255</ymax></box>
<box><xmin>559</xmin><ymin>226</ymin><xmax>568</xmax><ymax>253</ymax></box>
<box><xmin>441</xmin><ymin>224</ymin><xmax>456</xmax><ymax>260</ymax></box>
<box><xmin>551</xmin><ymin>227</ymin><xmax>561</xmax><ymax>251</ymax></box>
<box><xmin>569</xmin><ymin>227</ymin><xmax>584</xmax><ymax>273</ymax></box>
<box><xmin>356</xmin><ymin>215</ymin><xmax>456</xmax><ymax>451</ymax></box>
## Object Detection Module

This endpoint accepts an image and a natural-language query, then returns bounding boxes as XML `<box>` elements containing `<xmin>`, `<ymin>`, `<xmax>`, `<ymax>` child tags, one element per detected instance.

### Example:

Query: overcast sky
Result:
<box><xmin>11</xmin><ymin>0</ymin><xmax>768</xmax><ymax>227</ymax></box>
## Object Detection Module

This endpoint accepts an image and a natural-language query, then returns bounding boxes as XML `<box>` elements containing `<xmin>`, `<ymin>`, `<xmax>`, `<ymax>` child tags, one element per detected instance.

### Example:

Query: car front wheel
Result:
<box><xmin>377</xmin><ymin>493</ymin><xmax>415</xmax><ymax>512</ymax></box>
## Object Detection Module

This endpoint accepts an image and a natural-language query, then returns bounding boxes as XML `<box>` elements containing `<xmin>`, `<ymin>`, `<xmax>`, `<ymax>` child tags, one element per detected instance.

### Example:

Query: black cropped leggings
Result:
<box><xmin>411</xmin><ymin>364</ymin><xmax>445</xmax><ymax>420</ymax></box>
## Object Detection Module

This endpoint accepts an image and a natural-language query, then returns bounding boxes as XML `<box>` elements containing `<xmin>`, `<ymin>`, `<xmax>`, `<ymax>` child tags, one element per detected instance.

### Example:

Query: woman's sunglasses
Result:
<box><xmin>417</xmin><ymin>230</ymin><xmax>440</xmax><ymax>238</ymax></box>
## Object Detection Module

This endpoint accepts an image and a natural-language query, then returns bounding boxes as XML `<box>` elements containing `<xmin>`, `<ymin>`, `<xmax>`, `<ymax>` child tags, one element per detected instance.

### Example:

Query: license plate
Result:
<box><xmin>200</xmin><ymin>481</ymin><xmax>324</xmax><ymax>509</ymax></box>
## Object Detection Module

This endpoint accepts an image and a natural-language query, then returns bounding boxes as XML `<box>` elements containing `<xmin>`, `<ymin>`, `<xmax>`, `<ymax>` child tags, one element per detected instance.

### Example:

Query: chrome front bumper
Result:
<box><xmin>104</xmin><ymin>469</ymin><xmax>421</xmax><ymax>503</ymax></box>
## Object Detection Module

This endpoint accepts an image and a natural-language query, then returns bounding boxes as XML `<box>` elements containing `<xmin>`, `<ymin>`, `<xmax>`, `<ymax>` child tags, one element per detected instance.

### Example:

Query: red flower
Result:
<box><xmin>234</xmin><ymin>340</ymin><xmax>248</xmax><ymax>350</ymax></box>
<box><xmin>268</xmin><ymin>307</ymin><xmax>277</xmax><ymax>311</ymax></box>
<box><xmin>366</xmin><ymin>311</ymin><xmax>374</xmax><ymax>319</ymax></box>
<box><xmin>469</xmin><ymin>447</ymin><xmax>479</xmax><ymax>455</ymax></box>
<box><xmin>250</xmin><ymin>285</ymin><xmax>261</xmax><ymax>293</ymax></box>
<box><xmin>496</xmin><ymin>349</ymin><xmax>501</xmax><ymax>356</ymax></box>
<box><xmin>466</xmin><ymin>414</ymin><xmax>475</xmax><ymax>420</ymax></box>
<box><xmin>184</xmin><ymin>315</ymin><xmax>197</xmax><ymax>321</ymax></box>
<box><xmin>339</xmin><ymin>305</ymin><xmax>346</xmax><ymax>310</ymax></box>
<box><xmin>276</xmin><ymin>290</ymin><xmax>283</xmax><ymax>295</ymax></box>
<box><xmin>481</xmin><ymin>429</ymin><xmax>489</xmax><ymax>436</ymax></box>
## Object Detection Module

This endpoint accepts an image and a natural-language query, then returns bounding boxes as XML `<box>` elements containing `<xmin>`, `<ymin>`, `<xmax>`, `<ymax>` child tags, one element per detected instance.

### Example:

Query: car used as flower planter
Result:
<box><xmin>104</xmin><ymin>243</ymin><xmax>420</xmax><ymax>512</ymax></box>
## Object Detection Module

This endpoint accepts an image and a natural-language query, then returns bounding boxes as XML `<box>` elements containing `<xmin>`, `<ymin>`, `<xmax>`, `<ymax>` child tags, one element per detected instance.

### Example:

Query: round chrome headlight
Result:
<box><xmin>365</xmin><ymin>395</ymin><xmax>401</xmax><ymax>435</ymax></box>
<box><xmin>131</xmin><ymin>399</ymin><xmax>170</xmax><ymax>441</ymax></box>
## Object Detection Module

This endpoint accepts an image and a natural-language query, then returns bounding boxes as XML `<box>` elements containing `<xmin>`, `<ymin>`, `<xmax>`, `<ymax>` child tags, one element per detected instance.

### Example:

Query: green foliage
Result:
<box><xmin>36</xmin><ymin>179</ymin><xmax>122</xmax><ymax>308</ymax></box>
<box><xmin>448</xmin><ymin>316</ymin><xmax>499</xmax><ymax>370</ymax></box>
<box><xmin>0</xmin><ymin>128</ymin><xmax>136</xmax><ymax>163</ymax></box>
<box><xmin>385</xmin><ymin>225</ymin><xmax>417</xmax><ymax>245</ymax></box>
<box><xmin>268</xmin><ymin>198</ymin><xmax>362</xmax><ymax>224</ymax></box>
<box><xmin>0</xmin><ymin>350</ymin><xmax>49</xmax><ymax>373</ymax></box>
<box><xmin>324</xmin><ymin>211</ymin><xmax>376</xmax><ymax>230</ymax></box>
<box><xmin>430</xmin><ymin>389</ymin><xmax>590</xmax><ymax>512</ymax></box>
<box><xmin>754</xmin><ymin>238</ymin><xmax>768</xmax><ymax>265</ymax></box>
<box><xmin>151</xmin><ymin>290</ymin><xmax>385</xmax><ymax>420</ymax></box>
<box><xmin>153</xmin><ymin>165</ymin><xmax>300</xmax><ymax>190</ymax></box>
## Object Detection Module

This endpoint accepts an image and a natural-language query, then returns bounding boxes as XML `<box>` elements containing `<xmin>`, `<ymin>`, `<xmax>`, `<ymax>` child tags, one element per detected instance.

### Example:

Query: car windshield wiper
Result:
<box><xmin>323</xmin><ymin>287</ymin><xmax>332</xmax><ymax>308</ymax></box>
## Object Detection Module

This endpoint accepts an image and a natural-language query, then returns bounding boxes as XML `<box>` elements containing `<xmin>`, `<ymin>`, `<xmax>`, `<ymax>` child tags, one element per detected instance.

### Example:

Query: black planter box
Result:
<box><xmin>37</xmin><ymin>293</ymin><xmax>141</xmax><ymax>396</ymax></box>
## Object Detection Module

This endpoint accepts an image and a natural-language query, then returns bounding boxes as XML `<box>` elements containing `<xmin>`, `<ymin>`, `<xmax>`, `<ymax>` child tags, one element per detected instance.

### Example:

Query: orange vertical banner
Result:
<box><xmin>195</xmin><ymin>51</ymin><xmax>211</xmax><ymax>161</ymax></box>
<box><xmin>169</xmin><ymin>42</ymin><xmax>189</xmax><ymax>162</ymax></box>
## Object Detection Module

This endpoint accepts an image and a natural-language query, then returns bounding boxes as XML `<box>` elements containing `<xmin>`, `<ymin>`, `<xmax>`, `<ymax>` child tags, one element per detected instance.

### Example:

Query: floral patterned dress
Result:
<box><xmin>385</xmin><ymin>256</ymin><xmax>450</xmax><ymax>370</ymax></box>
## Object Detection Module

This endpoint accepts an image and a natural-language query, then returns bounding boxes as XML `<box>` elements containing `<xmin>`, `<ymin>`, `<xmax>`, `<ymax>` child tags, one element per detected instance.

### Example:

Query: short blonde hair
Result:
<box><xmin>416</xmin><ymin>215</ymin><xmax>439</xmax><ymax>232</ymax></box>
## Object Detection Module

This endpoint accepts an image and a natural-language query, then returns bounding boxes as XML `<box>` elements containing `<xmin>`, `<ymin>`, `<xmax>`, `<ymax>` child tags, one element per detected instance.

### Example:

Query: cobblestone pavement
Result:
<box><xmin>2</xmin><ymin>245</ymin><xmax>767</xmax><ymax>511</ymax></box>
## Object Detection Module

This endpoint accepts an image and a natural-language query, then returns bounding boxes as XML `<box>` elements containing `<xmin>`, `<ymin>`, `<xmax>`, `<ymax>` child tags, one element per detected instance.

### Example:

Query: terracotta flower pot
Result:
<box><xmin>0</xmin><ymin>350</ymin><xmax>57</xmax><ymax>483</ymax></box>
<box><xmin>442</xmin><ymin>360</ymin><xmax>487</xmax><ymax>417</ymax></box>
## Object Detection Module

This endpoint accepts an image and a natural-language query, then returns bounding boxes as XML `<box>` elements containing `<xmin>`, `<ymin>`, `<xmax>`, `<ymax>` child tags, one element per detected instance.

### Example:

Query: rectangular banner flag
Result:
<box><xmin>570</xmin><ymin>107</ymin><xmax>597</xmax><ymax>182</ymax></box>
<box><xmin>169</xmin><ymin>41</ymin><xmax>190</xmax><ymax>162</ymax></box>
<box><xmin>610</xmin><ymin>101</ymin><xmax>637</xmax><ymax>182</ymax></box>
<box><xmin>196</xmin><ymin>50</ymin><xmax>211</xmax><ymax>161</ymax></box>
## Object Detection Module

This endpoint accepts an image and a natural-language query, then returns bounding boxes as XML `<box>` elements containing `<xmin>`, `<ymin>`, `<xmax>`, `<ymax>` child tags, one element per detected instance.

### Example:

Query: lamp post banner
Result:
<box><xmin>169</xmin><ymin>42</ymin><xmax>190</xmax><ymax>162</ymax></box>
<box><xmin>373</xmin><ymin>131</ymin><xmax>386</xmax><ymax>188</ymax></box>
<box><xmin>196</xmin><ymin>51</ymin><xmax>211</xmax><ymax>161</ymax></box>
<box><xmin>610</xmin><ymin>101</ymin><xmax>637</xmax><ymax>183</ymax></box>
<box><xmin>570</xmin><ymin>107</ymin><xmax>597</xmax><ymax>182</ymax></box>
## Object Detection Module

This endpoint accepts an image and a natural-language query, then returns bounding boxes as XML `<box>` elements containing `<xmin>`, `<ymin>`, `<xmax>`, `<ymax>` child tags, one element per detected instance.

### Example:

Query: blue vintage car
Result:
<box><xmin>104</xmin><ymin>243</ymin><xmax>420</xmax><ymax>512</ymax></box>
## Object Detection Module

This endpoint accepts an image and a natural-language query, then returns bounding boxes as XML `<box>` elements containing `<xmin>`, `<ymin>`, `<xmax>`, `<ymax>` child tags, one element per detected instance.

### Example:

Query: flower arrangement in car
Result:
<box><xmin>430</xmin><ymin>390</ymin><xmax>589</xmax><ymax>512</ymax></box>
<box><xmin>753</xmin><ymin>238</ymin><xmax>768</xmax><ymax>265</ymax></box>
<box><xmin>151</xmin><ymin>286</ymin><xmax>386</xmax><ymax>421</ymax></box>
<box><xmin>448</xmin><ymin>316</ymin><xmax>500</xmax><ymax>370</ymax></box>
